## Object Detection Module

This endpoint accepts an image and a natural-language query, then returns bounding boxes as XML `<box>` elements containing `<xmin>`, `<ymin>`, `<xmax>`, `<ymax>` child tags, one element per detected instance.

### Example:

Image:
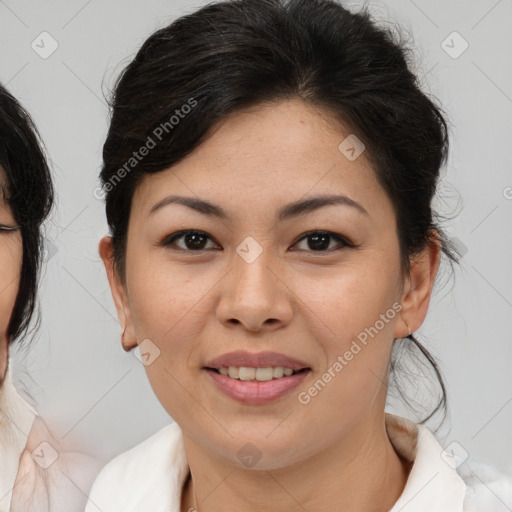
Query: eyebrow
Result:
<box><xmin>149</xmin><ymin>193</ymin><xmax>369</xmax><ymax>221</ymax></box>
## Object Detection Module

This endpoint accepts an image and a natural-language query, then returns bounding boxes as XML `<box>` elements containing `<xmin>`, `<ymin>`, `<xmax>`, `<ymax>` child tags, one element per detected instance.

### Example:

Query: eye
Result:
<box><xmin>0</xmin><ymin>224</ymin><xmax>19</xmax><ymax>234</ymax></box>
<box><xmin>292</xmin><ymin>230</ymin><xmax>353</xmax><ymax>252</ymax></box>
<box><xmin>160</xmin><ymin>230</ymin><xmax>220</xmax><ymax>251</ymax></box>
<box><xmin>160</xmin><ymin>229</ymin><xmax>353</xmax><ymax>253</ymax></box>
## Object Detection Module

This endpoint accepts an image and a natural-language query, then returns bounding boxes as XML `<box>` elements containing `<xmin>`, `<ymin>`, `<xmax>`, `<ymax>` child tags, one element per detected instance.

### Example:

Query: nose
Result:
<box><xmin>216</xmin><ymin>248</ymin><xmax>293</xmax><ymax>333</ymax></box>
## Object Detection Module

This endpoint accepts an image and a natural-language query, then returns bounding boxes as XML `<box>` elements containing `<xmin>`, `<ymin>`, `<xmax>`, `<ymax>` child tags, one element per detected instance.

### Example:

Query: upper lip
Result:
<box><xmin>204</xmin><ymin>350</ymin><xmax>311</xmax><ymax>370</ymax></box>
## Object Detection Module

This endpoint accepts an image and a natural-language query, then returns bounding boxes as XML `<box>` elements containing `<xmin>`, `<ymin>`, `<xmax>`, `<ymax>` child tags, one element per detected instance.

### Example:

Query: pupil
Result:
<box><xmin>309</xmin><ymin>233</ymin><xmax>329</xmax><ymax>251</ymax></box>
<box><xmin>186</xmin><ymin>232</ymin><xmax>206</xmax><ymax>250</ymax></box>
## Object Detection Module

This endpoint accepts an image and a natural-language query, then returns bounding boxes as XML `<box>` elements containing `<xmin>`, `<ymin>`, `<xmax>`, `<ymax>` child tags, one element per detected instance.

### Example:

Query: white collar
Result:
<box><xmin>386</xmin><ymin>413</ymin><xmax>467</xmax><ymax>511</ymax></box>
<box><xmin>0</xmin><ymin>368</ymin><xmax>37</xmax><ymax>511</ymax></box>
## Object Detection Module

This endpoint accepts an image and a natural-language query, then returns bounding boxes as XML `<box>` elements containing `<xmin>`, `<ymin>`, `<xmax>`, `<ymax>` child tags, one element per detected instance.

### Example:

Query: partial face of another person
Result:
<box><xmin>101</xmin><ymin>98</ymin><xmax>438</xmax><ymax>470</ymax></box>
<box><xmin>0</xmin><ymin>168</ymin><xmax>22</xmax><ymax>382</ymax></box>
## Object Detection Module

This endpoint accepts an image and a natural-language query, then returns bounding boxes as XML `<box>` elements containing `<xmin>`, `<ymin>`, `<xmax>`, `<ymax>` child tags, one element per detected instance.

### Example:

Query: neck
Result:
<box><xmin>180</xmin><ymin>412</ymin><xmax>411</xmax><ymax>512</ymax></box>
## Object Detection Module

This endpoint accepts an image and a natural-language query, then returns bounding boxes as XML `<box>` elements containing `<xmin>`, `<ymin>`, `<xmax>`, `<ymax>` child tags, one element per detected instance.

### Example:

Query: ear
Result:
<box><xmin>394</xmin><ymin>231</ymin><xmax>441</xmax><ymax>339</ymax></box>
<box><xmin>98</xmin><ymin>236</ymin><xmax>138</xmax><ymax>352</ymax></box>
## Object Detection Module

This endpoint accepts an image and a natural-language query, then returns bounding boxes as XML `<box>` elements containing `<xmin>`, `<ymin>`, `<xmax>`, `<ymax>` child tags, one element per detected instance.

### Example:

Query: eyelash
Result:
<box><xmin>0</xmin><ymin>224</ymin><xmax>19</xmax><ymax>233</ymax></box>
<box><xmin>159</xmin><ymin>229</ymin><xmax>354</xmax><ymax>254</ymax></box>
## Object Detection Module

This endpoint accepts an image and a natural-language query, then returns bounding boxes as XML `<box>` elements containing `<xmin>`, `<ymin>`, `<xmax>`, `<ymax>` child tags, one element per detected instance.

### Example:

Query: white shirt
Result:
<box><xmin>0</xmin><ymin>369</ymin><xmax>37</xmax><ymax>512</ymax></box>
<box><xmin>85</xmin><ymin>413</ymin><xmax>512</xmax><ymax>512</ymax></box>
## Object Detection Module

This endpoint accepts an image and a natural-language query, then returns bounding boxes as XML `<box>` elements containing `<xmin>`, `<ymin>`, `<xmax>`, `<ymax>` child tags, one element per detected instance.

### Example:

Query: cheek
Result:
<box><xmin>0</xmin><ymin>237</ymin><xmax>22</xmax><ymax>336</ymax></box>
<box><xmin>299</xmin><ymin>252</ymin><xmax>401</xmax><ymax>345</ymax></box>
<box><xmin>126</xmin><ymin>266</ymin><xmax>212</xmax><ymax>423</ymax></box>
<box><xmin>127</xmin><ymin>261</ymin><xmax>210</xmax><ymax>342</ymax></box>
<box><xmin>298</xmin><ymin>251</ymin><xmax>401</xmax><ymax>401</ymax></box>
<box><xmin>125</xmin><ymin>250</ymin><xmax>217</xmax><ymax>389</ymax></box>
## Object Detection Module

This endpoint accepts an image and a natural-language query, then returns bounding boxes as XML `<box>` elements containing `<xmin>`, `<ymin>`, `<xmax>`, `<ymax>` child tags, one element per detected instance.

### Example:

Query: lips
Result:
<box><xmin>204</xmin><ymin>350</ymin><xmax>311</xmax><ymax>371</ymax></box>
<box><xmin>205</xmin><ymin>368</ymin><xmax>310</xmax><ymax>405</ymax></box>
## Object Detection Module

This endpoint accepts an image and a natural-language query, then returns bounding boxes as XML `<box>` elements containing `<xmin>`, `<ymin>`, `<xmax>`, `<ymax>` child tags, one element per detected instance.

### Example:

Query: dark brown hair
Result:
<box><xmin>0</xmin><ymin>82</ymin><xmax>54</xmax><ymax>343</ymax></box>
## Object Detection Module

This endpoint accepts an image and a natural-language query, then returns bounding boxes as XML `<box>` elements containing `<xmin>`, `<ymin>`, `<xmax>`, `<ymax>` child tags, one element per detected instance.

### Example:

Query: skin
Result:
<box><xmin>100</xmin><ymin>98</ymin><xmax>440</xmax><ymax>512</ymax></box>
<box><xmin>0</xmin><ymin>168</ymin><xmax>22</xmax><ymax>384</ymax></box>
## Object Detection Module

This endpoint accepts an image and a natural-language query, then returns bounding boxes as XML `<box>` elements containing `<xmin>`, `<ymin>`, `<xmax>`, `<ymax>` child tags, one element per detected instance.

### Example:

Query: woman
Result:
<box><xmin>0</xmin><ymin>82</ymin><xmax>98</xmax><ymax>512</ymax></box>
<box><xmin>88</xmin><ymin>0</ymin><xmax>512</xmax><ymax>510</ymax></box>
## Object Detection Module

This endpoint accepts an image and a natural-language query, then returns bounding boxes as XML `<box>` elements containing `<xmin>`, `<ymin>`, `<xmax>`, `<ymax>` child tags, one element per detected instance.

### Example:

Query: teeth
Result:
<box><xmin>256</xmin><ymin>367</ymin><xmax>273</xmax><ymax>381</ymax></box>
<box><xmin>215</xmin><ymin>366</ymin><xmax>301</xmax><ymax>381</ymax></box>
<box><xmin>272</xmin><ymin>367</ymin><xmax>284</xmax><ymax>379</ymax></box>
<box><xmin>239</xmin><ymin>367</ymin><xmax>255</xmax><ymax>381</ymax></box>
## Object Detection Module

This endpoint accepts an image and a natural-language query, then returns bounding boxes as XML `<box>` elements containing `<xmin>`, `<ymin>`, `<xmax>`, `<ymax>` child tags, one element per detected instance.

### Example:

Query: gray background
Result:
<box><xmin>1</xmin><ymin>0</ymin><xmax>511</xmax><ymax>474</ymax></box>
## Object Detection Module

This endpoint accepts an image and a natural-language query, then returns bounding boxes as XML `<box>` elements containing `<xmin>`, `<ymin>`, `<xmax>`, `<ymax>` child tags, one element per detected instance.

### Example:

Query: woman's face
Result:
<box><xmin>0</xmin><ymin>168</ymin><xmax>22</xmax><ymax>382</ymax></box>
<box><xmin>102</xmin><ymin>99</ymin><xmax>438</xmax><ymax>469</ymax></box>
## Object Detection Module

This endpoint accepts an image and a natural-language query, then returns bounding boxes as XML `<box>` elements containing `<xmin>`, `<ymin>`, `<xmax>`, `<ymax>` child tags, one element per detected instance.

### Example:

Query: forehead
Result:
<box><xmin>134</xmin><ymin>99</ymin><xmax>384</xmax><ymax>215</ymax></box>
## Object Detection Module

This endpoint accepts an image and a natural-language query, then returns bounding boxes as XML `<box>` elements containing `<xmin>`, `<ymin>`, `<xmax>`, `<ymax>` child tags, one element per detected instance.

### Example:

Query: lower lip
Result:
<box><xmin>204</xmin><ymin>368</ymin><xmax>311</xmax><ymax>405</ymax></box>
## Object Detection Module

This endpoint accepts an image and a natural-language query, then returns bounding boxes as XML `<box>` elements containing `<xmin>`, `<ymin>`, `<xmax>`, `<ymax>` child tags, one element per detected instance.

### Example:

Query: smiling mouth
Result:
<box><xmin>205</xmin><ymin>366</ymin><xmax>310</xmax><ymax>381</ymax></box>
<box><xmin>203</xmin><ymin>365</ymin><xmax>311</xmax><ymax>405</ymax></box>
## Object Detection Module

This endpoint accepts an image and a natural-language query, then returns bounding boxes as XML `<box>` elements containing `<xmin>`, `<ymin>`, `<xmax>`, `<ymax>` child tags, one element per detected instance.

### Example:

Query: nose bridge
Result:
<box><xmin>217</xmin><ymin>236</ymin><xmax>292</xmax><ymax>330</ymax></box>
<box><xmin>232</xmin><ymin>239</ymin><xmax>277</xmax><ymax>306</ymax></box>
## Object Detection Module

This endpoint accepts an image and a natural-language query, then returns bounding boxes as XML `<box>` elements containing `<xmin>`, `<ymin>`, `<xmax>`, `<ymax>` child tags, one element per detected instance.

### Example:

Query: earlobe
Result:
<box><xmin>119</xmin><ymin>306</ymin><xmax>138</xmax><ymax>352</ymax></box>
<box><xmin>120</xmin><ymin>322</ymin><xmax>138</xmax><ymax>352</ymax></box>
<box><xmin>98</xmin><ymin>236</ymin><xmax>138</xmax><ymax>352</ymax></box>
<box><xmin>397</xmin><ymin>312</ymin><xmax>412</xmax><ymax>338</ymax></box>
